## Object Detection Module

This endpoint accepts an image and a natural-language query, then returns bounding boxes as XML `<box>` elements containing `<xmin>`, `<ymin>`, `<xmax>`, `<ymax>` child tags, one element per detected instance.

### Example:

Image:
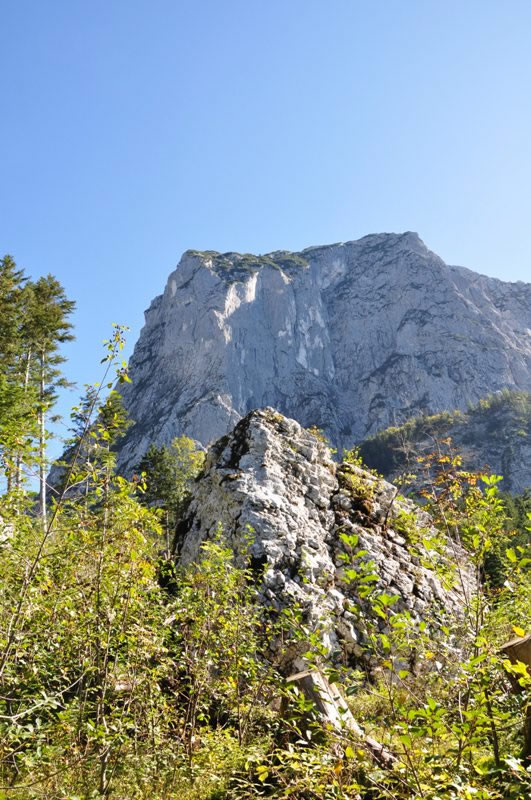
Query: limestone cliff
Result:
<box><xmin>117</xmin><ymin>232</ymin><xmax>531</xmax><ymax>472</ymax></box>
<box><xmin>177</xmin><ymin>408</ymin><xmax>475</xmax><ymax>662</ymax></box>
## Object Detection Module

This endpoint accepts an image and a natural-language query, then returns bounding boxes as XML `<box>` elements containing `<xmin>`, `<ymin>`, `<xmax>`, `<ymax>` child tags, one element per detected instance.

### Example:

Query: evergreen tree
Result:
<box><xmin>96</xmin><ymin>388</ymin><xmax>133</xmax><ymax>450</ymax></box>
<box><xmin>0</xmin><ymin>255</ymin><xmax>25</xmax><ymax>367</ymax></box>
<box><xmin>0</xmin><ymin>256</ymin><xmax>35</xmax><ymax>490</ymax></box>
<box><xmin>24</xmin><ymin>276</ymin><xmax>75</xmax><ymax>524</ymax></box>
<box><xmin>53</xmin><ymin>387</ymin><xmax>133</xmax><ymax>506</ymax></box>
<box><xmin>136</xmin><ymin>436</ymin><xmax>204</xmax><ymax>553</ymax></box>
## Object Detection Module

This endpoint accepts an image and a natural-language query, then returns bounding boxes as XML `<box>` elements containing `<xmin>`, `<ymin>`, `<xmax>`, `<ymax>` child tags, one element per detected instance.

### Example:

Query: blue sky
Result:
<box><xmin>1</xmin><ymin>0</ymin><xmax>531</xmax><ymax>444</ymax></box>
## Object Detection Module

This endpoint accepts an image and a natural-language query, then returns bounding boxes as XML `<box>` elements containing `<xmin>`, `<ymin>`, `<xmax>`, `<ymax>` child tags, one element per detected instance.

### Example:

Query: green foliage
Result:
<box><xmin>0</xmin><ymin>257</ymin><xmax>75</xmax><ymax>519</ymax></box>
<box><xmin>186</xmin><ymin>249</ymin><xmax>309</xmax><ymax>280</ymax></box>
<box><xmin>342</xmin><ymin>445</ymin><xmax>365</xmax><ymax>468</ymax></box>
<box><xmin>0</xmin><ymin>256</ymin><xmax>38</xmax><ymax>489</ymax></box>
<box><xmin>0</xmin><ymin>303</ymin><xmax>530</xmax><ymax>797</ymax></box>
<box><xmin>0</xmin><ymin>333</ymin><xmax>268</xmax><ymax>797</ymax></box>
<box><xmin>0</xmin><ymin>473</ymin><xmax>174</xmax><ymax>797</ymax></box>
<box><xmin>339</xmin><ymin>456</ymin><xmax>531</xmax><ymax>800</ymax></box>
<box><xmin>26</xmin><ymin>274</ymin><xmax>76</xmax><ymax>522</ymax></box>
<box><xmin>135</xmin><ymin>436</ymin><xmax>205</xmax><ymax>553</ymax></box>
<box><xmin>51</xmin><ymin>327</ymin><xmax>133</xmax><ymax>508</ymax></box>
<box><xmin>338</xmin><ymin>463</ymin><xmax>377</xmax><ymax>504</ymax></box>
<box><xmin>502</xmin><ymin>489</ymin><xmax>531</xmax><ymax>554</ymax></box>
<box><xmin>482</xmin><ymin>489</ymin><xmax>531</xmax><ymax>589</ymax></box>
<box><xmin>170</xmin><ymin>532</ymin><xmax>278</xmax><ymax>761</ymax></box>
<box><xmin>358</xmin><ymin>390</ymin><xmax>531</xmax><ymax>484</ymax></box>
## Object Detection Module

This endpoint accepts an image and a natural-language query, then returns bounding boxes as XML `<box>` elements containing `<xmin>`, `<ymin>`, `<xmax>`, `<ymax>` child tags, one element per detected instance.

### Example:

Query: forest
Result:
<box><xmin>0</xmin><ymin>255</ymin><xmax>530</xmax><ymax>800</ymax></box>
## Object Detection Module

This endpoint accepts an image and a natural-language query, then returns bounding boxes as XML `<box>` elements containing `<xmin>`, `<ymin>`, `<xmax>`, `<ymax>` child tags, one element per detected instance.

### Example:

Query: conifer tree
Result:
<box><xmin>0</xmin><ymin>256</ymin><xmax>31</xmax><ymax>489</ymax></box>
<box><xmin>0</xmin><ymin>255</ymin><xmax>25</xmax><ymax>365</ymax></box>
<box><xmin>24</xmin><ymin>275</ymin><xmax>75</xmax><ymax>524</ymax></box>
<box><xmin>136</xmin><ymin>436</ymin><xmax>204</xmax><ymax>553</ymax></box>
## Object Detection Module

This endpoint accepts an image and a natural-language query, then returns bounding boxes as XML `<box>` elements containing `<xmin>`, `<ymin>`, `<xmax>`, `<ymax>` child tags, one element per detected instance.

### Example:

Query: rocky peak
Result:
<box><xmin>116</xmin><ymin>233</ymin><xmax>531</xmax><ymax>473</ymax></box>
<box><xmin>177</xmin><ymin>408</ymin><xmax>475</xmax><ymax>663</ymax></box>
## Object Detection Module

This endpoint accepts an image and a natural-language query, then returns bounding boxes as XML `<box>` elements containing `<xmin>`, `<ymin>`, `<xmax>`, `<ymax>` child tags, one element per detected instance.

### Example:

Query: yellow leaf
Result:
<box><xmin>512</xmin><ymin>625</ymin><xmax>526</xmax><ymax>638</ymax></box>
<box><xmin>257</xmin><ymin>766</ymin><xmax>269</xmax><ymax>783</ymax></box>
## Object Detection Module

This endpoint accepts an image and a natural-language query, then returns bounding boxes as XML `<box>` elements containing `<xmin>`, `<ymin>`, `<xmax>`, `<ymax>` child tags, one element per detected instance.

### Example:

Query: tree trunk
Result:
<box><xmin>39</xmin><ymin>354</ymin><xmax>47</xmax><ymax>527</ymax></box>
<box><xmin>15</xmin><ymin>348</ymin><xmax>32</xmax><ymax>492</ymax></box>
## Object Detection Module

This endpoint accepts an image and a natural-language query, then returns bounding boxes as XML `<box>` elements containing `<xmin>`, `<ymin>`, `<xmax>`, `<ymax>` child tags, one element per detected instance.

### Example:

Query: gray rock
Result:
<box><xmin>177</xmin><ymin>408</ymin><xmax>475</xmax><ymax>662</ymax></box>
<box><xmin>116</xmin><ymin>233</ymin><xmax>531</xmax><ymax>473</ymax></box>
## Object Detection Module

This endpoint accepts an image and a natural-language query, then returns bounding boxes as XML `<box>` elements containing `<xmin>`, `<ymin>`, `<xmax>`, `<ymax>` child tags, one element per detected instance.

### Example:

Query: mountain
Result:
<box><xmin>358</xmin><ymin>390</ymin><xmax>531</xmax><ymax>493</ymax></box>
<box><xmin>176</xmin><ymin>407</ymin><xmax>475</xmax><ymax>664</ymax></box>
<box><xmin>116</xmin><ymin>232</ymin><xmax>531</xmax><ymax>472</ymax></box>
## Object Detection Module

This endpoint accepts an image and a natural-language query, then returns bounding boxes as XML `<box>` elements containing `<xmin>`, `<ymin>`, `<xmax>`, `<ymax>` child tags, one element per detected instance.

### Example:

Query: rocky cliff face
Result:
<box><xmin>117</xmin><ymin>232</ymin><xmax>531</xmax><ymax>471</ymax></box>
<box><xmin>359</xmin><ymin>390</ymin><xmax>531</xmax><ymax>494</ymax></box>
<box><xmin>177</xmin><ymin>408</ymin><xmax>475</xmax><ymax>662</ymax></box>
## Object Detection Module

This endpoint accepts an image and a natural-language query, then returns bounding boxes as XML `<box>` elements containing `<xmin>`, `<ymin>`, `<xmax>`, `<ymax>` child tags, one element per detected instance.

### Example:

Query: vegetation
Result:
<box><xmin>0</xmin><ymin>259</ymin><xmax>530</xmax><ymax>797</ymax></box>
<box><xmin>357</xmin><ymin>408</ymin><xmax>464</xmax><ymax>476</ymax></box>
<box><xmin>0</xmin><ymin>257</ymin><xmax>75</xmax><ymax>508</ymax></box>
<box><xmin>186</xmin><ymin>249</ymin><xmax>309</xmax><ymax>281</ymax></box>
<box><xmin>358</xmin><ymin>391</ymin><xmax>531</xmax><ymax>477</ymax></box>
<box><xmin>135</xmin><ymin>436</ymin><xmax>205</xmax><ymax>555</ymax></box>
<box><xmin>357</xmin><ymin>393</ymin><xmax>531</xmax><ymax>587</ymax></box>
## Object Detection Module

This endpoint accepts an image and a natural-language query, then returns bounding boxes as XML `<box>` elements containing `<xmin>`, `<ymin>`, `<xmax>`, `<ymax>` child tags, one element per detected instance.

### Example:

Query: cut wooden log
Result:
<box><xmin>500</xmin><ymin>633</ymin><xmax>531</xmax><ymax>669</ymax></box>
<box><xmin>500</xmin><ymin>633</ymin><xmax>531</xmax><ymax>760</ymax></box>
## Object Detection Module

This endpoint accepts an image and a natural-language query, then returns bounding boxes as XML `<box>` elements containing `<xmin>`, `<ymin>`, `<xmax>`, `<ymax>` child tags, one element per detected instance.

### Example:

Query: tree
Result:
<box><xmin>136</xmin><ymin>437</ymin><xmax>204</xmax><ymax>554</ymax></box>
<box><xmin>52</xmin><ymin>387</ymin><xmax>133</xmax><ymax>504</ymax></box>
<box><xmin>0</xmin><ymin>256</ymin><xmax>33</xmax><ymax>490</ymax></box>
<box><xmin>23</xmin><ymin>275</ymin><xmax>75</xmax><ymax>524</ymax></box>
<box><xmin>0</xmin><ymin>256</ymin><xmax>25</xmax><ymax>367</ymax></box>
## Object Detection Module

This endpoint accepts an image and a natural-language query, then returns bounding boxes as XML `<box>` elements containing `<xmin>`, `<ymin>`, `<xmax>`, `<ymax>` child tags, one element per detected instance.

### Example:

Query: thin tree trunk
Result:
<box><xmin>15</xmin><ymin>348</ymin><xmax>32</xmax><ymax>492</ymax></box>
<box><xmin>39</xmin><ymin>354</ymin><xmax>47</xmax><ymax>527</ymax></box>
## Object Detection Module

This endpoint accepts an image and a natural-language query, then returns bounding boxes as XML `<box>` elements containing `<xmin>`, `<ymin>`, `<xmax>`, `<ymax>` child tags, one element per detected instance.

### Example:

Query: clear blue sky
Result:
<box><xmin>1</xmin><ymin>0</ymin><xmax>531</xmax><ymax>441</ymax></box>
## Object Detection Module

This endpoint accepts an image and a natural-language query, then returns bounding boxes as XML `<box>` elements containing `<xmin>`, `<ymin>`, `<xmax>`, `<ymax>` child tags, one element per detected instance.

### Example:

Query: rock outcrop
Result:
<box><xmin>177</xmin><ymin>408</ymin><xmax>475</xmax><ymax>663</ymax></box>
<box><xmin>117</xmin><ymin>232</ymin><xmax>531</xmax><ymax>472</ymax></box>
<box><xmin>359</xmin><ymin>390</ymin><xmax>531</xmax><ymax>493</ymax></box>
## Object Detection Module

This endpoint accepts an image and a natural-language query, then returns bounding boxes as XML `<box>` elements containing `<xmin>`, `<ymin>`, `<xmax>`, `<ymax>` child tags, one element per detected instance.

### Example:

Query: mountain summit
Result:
<box><xmin>117</xmin><ymin>233</ymin><xmax>531</xmax><ymax>470</ymax></box>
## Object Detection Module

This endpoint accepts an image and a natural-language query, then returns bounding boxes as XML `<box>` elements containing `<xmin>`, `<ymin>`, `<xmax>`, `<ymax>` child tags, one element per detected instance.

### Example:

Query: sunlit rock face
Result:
<box><xmin>176</xmin><ymin>408</ymin><xmax>475</xmax><ymax>661</ymax></box>
<box><xmin>117</xmin><ymin>233</ymin><xmax>531</xmax><ymax>471</ymax></box>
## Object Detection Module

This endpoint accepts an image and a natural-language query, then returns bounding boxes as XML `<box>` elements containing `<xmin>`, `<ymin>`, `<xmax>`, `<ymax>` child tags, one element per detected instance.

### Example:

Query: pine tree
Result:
<box><xmin>0</xmin><ymin>255</ymin><xmax>25</xmax><ymax>366</ymax></box>
<box><xmin>24</xmin><ymin>276</ymin><xmax>75</xmax><ymax>524</ymax></box>
<box><xmin>0</xmin><ymin>256</ymin><xmax>33</xmax><ymax>490</ymax></box>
